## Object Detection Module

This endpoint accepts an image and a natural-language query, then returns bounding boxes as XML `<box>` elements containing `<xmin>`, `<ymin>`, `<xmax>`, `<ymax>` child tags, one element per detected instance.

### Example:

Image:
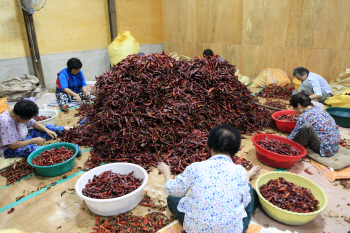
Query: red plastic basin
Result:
<box><xmin>272</xmin><ymin>110</ymin><xmax>297</xmax><ymax>133</ymax></box>
<box><xmin>252</xmin><ymin>134</ymin><xmax>306</xmax><ymax>169</ymax></box>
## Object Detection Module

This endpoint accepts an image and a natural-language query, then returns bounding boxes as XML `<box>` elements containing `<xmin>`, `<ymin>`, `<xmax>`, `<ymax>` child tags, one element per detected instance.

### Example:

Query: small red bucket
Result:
<box><xmin>272</xmin><ymin>110</ymin><xmax>297</xmax><ymax>133</ymax></box>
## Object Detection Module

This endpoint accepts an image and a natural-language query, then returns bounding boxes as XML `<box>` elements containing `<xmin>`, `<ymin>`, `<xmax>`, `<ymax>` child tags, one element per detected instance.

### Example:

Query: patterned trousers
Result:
<box><xmin>55</xmin><ymin>90</ymin><xmax>90</xmax><ymax>109</ymax></box>
<box><xmin>4</xmin><ymin>125</ymin><xmax>65</xmax><ymax>158</ymax></box>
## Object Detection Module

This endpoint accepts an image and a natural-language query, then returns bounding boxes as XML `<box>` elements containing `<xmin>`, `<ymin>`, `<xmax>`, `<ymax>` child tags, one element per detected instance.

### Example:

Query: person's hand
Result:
<box><xmin>157</xmin><ymin>162</ymin><xmax>171</xmax><ymax>175</ymax></box>
<box><xmin>75</xmin><ymin>94</ymin><xmax>82</xmax><ymax>103</ymax></box>
<box><xmin>46</xmin><ymin>130</ymin><xmax>57</xmax><ymax>139</ymax></box>
<box><xmin>32</xmin><ymin>137</ymin><xmax>46</xmax><ymax>146</ymax></box>
<box><xmin>84</xmin><ymin>91</ymin><xmax>91</xmax><ymax>99</ymax></box>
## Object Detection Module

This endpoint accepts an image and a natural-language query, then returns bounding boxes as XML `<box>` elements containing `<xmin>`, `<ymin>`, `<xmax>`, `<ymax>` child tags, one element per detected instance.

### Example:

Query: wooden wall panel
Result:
<box><xmin>197</xmin><ymin>0</ymin><xmax>243</xmax><ymax>44</ymax></box>
<box><xmin>299</xmin><ymin>0</ymin><xmax>350</xmax><ymax>50</ymax></box>
<box><xmin>163</xmin><ymin>0</ymin><xmax>197</xmax><ymax>42</ymax></box>
<box><xmin>115</xmin><ymin>0</ymin><xmax>163</xmax><ymax>44</ymax></box>
<box><xmin>243</xmin><ymin>0</ymin><xmax>303</xmax><ymax>47</ymax></box>
<box><xmin>164</xmin><ymin>41</ymin><xmax>198</xmax><ymax>58</ymax></box>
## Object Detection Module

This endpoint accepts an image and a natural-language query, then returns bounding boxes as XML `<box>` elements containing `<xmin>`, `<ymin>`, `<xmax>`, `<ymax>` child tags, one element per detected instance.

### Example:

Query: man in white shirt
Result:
<box><xmin>293</xmin><ymin>67</ymin><xmax>332</xmax><ymax>102</ymax></box>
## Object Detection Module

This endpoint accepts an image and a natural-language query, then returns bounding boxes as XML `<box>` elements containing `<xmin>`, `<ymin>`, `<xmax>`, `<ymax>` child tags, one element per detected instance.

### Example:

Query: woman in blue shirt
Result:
<box><xmin>56</xmin><ymin>58</ymin><xmax>90</xmax><ymax>112</ymax></box>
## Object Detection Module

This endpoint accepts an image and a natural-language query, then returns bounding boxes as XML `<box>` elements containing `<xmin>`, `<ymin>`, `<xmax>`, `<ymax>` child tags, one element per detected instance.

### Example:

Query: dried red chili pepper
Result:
<box><xmin>0</xmin><ymin>160</ymin><xmax>34</xmax><ymax>185</ymax></box>
<box><xmin>83</xmin><ymin>171</ymin><xmax>143</xmax><ymax>199</ymax></box>
<box><xmin>61</xmin><ymin>190</ymin><xmax>66</xmax><ymax>197</ymax></box>
<box><xmin>258</xmin><ymin>86</ymin><xmax>294</xmax><ymax>100</ymax></box>
<box><xmin>257</xmin><ymin>137</ymin><xmax>300</xmax><ymax>156</ymax></box>
<box><xmin>340</xmin><ymin>139</ymin><xmax>350</xmax><ymax>149</ymax></box>
<box><xmin>276</xmin><ymin>114</ymin><xmax>297</xmax><ymax>121</ymax></box>
<box><xmin>7</xmin><ymin>208</ymin><xmax>15</xmax><ymax>214</ymax></box>
<box><xmin>33</xmin><ymin>115</ymin><xmax>51</xmax><ymax>121</ymax></box>
<box><xmin>264</xmin><ymin>99</ymin><xmax>287</xmax><ymax>110</ymax></box>
<box><xmin>260</xmin><ymin>177</ymin><xmax>319</xmax><ymax>213</ymax></box>
<box><xmin>32</xmin><ymin>147</ymin><xmax>74</xmax><ymax>166</ymax></box>
<box><xmin>304</xmin><ymin>168</ymin><xmax>313</xmax><ymax>175</ymax></box>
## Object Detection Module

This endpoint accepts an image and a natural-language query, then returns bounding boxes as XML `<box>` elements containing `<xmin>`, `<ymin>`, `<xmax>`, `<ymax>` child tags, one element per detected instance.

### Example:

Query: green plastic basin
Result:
<box><xmin>325</xmin><ymin>107</ymin><xmax>350</xmax><ymax>128</ymax></box>
<box><xmin>27</xmin><ymin>142</ymin><xmax>78</xmax><ymax>177</ymax></box>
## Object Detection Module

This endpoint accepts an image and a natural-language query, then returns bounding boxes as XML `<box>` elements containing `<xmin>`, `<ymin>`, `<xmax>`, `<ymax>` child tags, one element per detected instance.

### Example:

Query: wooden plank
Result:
<box><xmin>163</xmin><ymin>0</ymin><xmax>197</xmax><ymax>42</ymax></box>
<box><xmin>243</xmin><ymin>0</ymin><xmax>303</xmax><ymax>47</ymax></box>
<box><xmin>22</xmin><ymin>10</ymin><xmax>45</xmax><ymax>87</ymax></box>
<box><xmin>299</xmin><ymin>0</ymin><xmax>350</xmax><ymax>50</ymax></box>
<box><xmin>107</xmin><ymin>0</ymin><xmax>118</xmax><ymax>42</ymax></box>
<box><xmin>116</xmin><ymin>0</ymin><xmax>163</xmax><ymax>45</ymax></box>
<box><xmin>197</xmin><ymin>0</ymin><xmax>243</xmax><ymax>44</ymax></box>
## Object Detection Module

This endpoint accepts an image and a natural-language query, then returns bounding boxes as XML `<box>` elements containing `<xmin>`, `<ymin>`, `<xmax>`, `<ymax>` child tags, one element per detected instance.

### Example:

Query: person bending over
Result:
<box><xmin>203</xmin><ymin>49</ymin><xmax>226</xmax><ymax>62</ymax></box>
<box><xmin>288</xmin><ymin>92</ymin><xmax>340</xmax><ymax>157</ymax></box>
<box><xmin>157</xmin><ymin>124</ymin><xmax>260</xmax><ymax>233</ymax></box>
<box><xmin>0</xmin><ymin>100</ymin><xmax>66</xmax><ymax>158</ymax></box>
<box><xmin>293</xmin><ymin>67</ymin><xmax>332</xmax><ymax>103</ymax></box>
<box><xmin>56</xmin><ymin>58</ymin><xmax>91</xmax><ymax>112</ymax></box>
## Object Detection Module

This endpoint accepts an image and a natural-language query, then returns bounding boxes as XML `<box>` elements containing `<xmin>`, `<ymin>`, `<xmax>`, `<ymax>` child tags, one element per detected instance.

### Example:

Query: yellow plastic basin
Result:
<box><xmin>293</xmin><ymin>79</ymin><xmax>301</xmax><ymax>90</ymax></box>
<box><xmin>255</xmin><ymin>172</ymin><xmax>327</xmax><ymax>225</ymax></box>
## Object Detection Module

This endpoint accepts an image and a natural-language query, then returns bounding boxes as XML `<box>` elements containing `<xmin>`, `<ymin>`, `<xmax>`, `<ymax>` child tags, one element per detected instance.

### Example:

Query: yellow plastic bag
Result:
<box><xmin>252</xmin><ymin>68</ymin><xmax>290</xmax><ymax>87</ymax></box>
<box><xmin>329</xmin><ymin>68</ymin><xmax>350</xmax><ymax>95</ymax></box>
<box><xmin>325</xmin><ymin>87</ymin><xmax>350</xmax><ymax>108</ymax></box>
<box><xmin>0</xmin><ymin>97</ymin><xmax>9</xmax><ymax>114</ymax></box>
<box><xmin>108</xmin><ymin>31</ymin><xmax>140</xmax><ymax>66</ymax></box>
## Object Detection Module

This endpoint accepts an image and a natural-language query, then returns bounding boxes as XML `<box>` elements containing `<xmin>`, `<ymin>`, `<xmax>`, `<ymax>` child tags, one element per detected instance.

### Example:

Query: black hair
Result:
<box><xmin>293</xmin><ymin>67</ymin><xmax>309</xmax><ymax>77</ymax></box>
<box><xmin>203</xmin><ymin>49</ymin><xmax>214</xmax><ymax>57</ymax></box>
<box><xmin>289</xmin><ymin>92</ymin><xmax>312</xmax><ymax>108</ymax></box>
<box><xmin>67</xmin><ymin>58</ymin><xmax>82</xmax><ymax>71</ymax></box>
<box><xmin>13</xmin><ymin>100</ymin><xmax>39</xmax><ymax>120</ymax></box>
<box><xmin>207</xmin><ymin>124</ymin><xmax>241</xmax><ymax>157</ymax></box>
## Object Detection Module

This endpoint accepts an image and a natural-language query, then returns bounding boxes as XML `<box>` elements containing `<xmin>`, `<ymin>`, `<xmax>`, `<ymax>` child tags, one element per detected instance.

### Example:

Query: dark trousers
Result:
<box><xmin>292</xmin><ymin>122</ymin><xmax>321</xmax><ymax>154</ymax></box>
<box><xmin>167</xmin><ymin>183</ymin><xmax>259</xmax><ymax>233</ymax></box>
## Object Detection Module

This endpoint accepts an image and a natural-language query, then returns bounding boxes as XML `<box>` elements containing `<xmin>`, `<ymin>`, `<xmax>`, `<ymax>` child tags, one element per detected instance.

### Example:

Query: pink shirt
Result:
<box><xmin>0</xmin><ymin>110</ymin><xmax>36</xmax><ymax>157</ymax></box>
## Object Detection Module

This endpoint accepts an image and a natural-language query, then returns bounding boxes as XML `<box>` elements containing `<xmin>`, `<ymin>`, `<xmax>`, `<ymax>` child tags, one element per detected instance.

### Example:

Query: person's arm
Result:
<box><xmin>157</xmin><ymin>162</ymin><xmax>172</xmax><ymax>182</ymax></box>
<box><xmin>288</xmin><ymin>117</ymin><xmax>305</xmax><ymax>140</ymax></box>
<box><xmin>239</xmin><ymin>167</ymin><xmax>251</xmax><ymax>208</ymax></box>
<box><xmin>80</xmin><ymin>72</ymin><xmax>90</xmax><ymax>98</ymax></box>
<box><xmin>309</xmin><ymin>78</ymin><xmax>322</xmax><ymax>100</ymax></box>
<box><xmin>33</xmin><ymin>121</ymin><xmax>57</xmax><ymax>139</ymax></box>
<box><xmin>8</xmin><ymin>138</ymin><xmax>45</xmax><ymax>150</ymax></box>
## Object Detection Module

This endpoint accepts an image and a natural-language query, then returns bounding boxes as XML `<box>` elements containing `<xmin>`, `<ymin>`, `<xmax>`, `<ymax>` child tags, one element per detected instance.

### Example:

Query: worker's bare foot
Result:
<box><xmin>247</xmin><ymin>166</ymin><xmax>261</xmax><ymax>180</ymax></box>
<box><xmin>62</xmin><ymin>104</ymin><xmax>69</xmax><ymax>112</ymax></box>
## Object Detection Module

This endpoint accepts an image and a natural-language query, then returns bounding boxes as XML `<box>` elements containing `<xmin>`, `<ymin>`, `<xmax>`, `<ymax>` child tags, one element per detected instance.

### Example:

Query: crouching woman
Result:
<box><xmin>158</xmin><ymin>124</ymin><xmax>260</xmax><ymax>233</ymax></box>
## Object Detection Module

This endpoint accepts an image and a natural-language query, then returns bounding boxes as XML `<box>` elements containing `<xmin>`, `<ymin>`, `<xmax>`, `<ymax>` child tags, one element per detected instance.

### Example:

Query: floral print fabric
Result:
<box><xmin>165</xmin><ymin>154</ymin><xmax>251</xmax><ymax>233</ymax></box>
<box><xmin>288</xmin><ymin>106</ymin><xmax>340</xmax><ymax>157</ymax></box>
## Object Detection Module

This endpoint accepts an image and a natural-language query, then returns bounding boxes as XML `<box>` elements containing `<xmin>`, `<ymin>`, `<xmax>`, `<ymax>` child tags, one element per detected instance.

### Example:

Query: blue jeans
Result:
<box><xmin>167</xmin><ymin>183</ymin><xmax>259</xmax><ymax>233</ymax></box>
<box><xmin>4</xmin><ymin>125</ymin><xmax>65</xmax><ymax>158</ymax></box>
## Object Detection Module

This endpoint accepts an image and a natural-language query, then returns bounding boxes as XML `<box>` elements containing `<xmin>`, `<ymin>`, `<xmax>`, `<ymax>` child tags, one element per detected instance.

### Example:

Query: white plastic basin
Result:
<box><xmin>37</xmin><ymin>109</ymin><xmax>58</xmax><ymax>125</ymax></box>
<box><xmin>75</xmin><ymin>163</ymin><xmax>148</xmax><ymax>216</ymax></box>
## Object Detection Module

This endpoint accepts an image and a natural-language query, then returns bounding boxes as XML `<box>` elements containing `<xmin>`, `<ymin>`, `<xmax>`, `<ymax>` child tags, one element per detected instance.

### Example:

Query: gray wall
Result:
<box><xmin>0</xmin><ymin>43</ymin><xmax>164</xmax><ymax>89</ymax></box>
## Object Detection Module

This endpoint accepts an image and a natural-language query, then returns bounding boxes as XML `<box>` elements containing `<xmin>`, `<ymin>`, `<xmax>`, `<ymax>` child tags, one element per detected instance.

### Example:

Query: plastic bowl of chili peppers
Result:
<box><xmin>252</xmin><ymin>134</ymin><xmax>306</xmax><ymax>169</ymax></box>
<box><xmin>27</xmin><ymin>142</ymin><xmax>78</xmax><ymax>176</ymax></box>
<box><xmin>34</xmin><ymin>109</ymin><xmax>58</xmax><ymax>125</ymax></box>
<box><xmin>272</xmin><ymin>110</ymin><xmax>297</xmax><ymax>133</ymax></box>
<box><xmin>75</xmin><ymin>163</ymin><xmax>148</xmax><ymax>216</ymax></box>
<box><xmin>256</xmin><ymin>171</ymin><xmax>327</xmax><ymax>225</ymax></box>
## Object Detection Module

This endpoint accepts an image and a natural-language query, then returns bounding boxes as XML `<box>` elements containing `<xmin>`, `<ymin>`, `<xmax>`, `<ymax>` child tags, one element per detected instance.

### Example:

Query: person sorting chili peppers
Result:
<box><xmin>203</xmin><ymin>49</ymin><xmax>226</xmax><ymax>62</ymax></box>
<box><xmin>0</xmin><ymin>100</ymin><xmax>66</xmax><ymax>158</ymax></box>
<box><xmin>56</xmin><ymin>58</ymin><xmax>91</xmax><ymax>112</ymax></box>
<box><xmin>292</xmin><ymin>67</ymin><xmax>332</xmax><ymax>103</ymax></box>
<box><xmin>288</xmin><ymin>92</ymin><xmax>340</xmax><ymax>157</ymax></box>
<box><xmin>157</xmin><ymin>124</ymin><xmax>261</xmax><ymax>233</ymax></box>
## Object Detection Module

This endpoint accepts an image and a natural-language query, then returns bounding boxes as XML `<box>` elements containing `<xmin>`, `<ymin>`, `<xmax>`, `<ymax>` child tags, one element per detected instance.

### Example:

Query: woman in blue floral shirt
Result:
<box><xmin>157</xmin><ymin>124</ymin><xmax>261</xmax><ymax>233</ymax></box>
<box><xmin>288</xmin><ymin>92</ymin><xmax>340</xmax><ymax>157</ymax></box>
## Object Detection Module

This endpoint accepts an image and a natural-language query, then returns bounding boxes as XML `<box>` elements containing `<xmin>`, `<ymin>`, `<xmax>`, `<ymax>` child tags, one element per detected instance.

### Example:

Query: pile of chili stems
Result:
<box><xmin>0</xmin><ymin>160</ymin><xmax>34</xmax><ymax>185</ymax></box>
<box><xmin>260</xmin><ymin>177</ymin><xmax>319</xmax><ymax>213</ymax></box>
<box><xmin>31</xmin><ymin>147</ymin><xmax>74</xmax><ymax>166</ymax></box>
<box><xmin>61</xmin><ymin>53</ymin><xmax>277</xmax><ymax>173</ymax></box>
<box><xmin>83</xmin><ymin>171</ymin><xmax>143</xmax><ymax>199</ymax></box>
<box><xmin>276</xmin><ymin>114</ymin><xmax>297</xmax><ymax>122</ymax></box>
<box><xmin>33</xmin><ymin>115</ymin><xmax>50</xmax><ymax>121</ymax></box>
<box><xmin>264</xmin><ymin>99</ymin><xmax>287</xmax><ymax>110</ymax></box>
<box><xmin>257</xmin><ymin>137</ymin><xmax>300</xmax><ymax>156</ymax></box>
<box><xmin>259</xmin><ymin>86</ymin><xmax>294</xmax><ymax>100</ymax></box>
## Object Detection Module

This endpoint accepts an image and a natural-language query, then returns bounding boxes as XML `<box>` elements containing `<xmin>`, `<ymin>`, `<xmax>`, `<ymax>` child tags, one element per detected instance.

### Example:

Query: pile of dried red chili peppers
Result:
<box><xmin>260</xmin><ymin>177</ymin><xmax>319</xmax><ymax>213</ymax></box>
<box><xmin>82</xmin><ymin>171</ymin><xmax>143</xmax><ymax>199</ymax></box>
<box><xmin>257</xmin><ymin>137</ymin><xmax>300</xmax><ymax>156</ymax></box>
<box><xmin>276</xmin><ymin>114</ymin><xmax>297</xmax><ymax>122</ymax></box>
<box><xmin>61</xmin><ymin>53</ymin><xmax>275</xmax><ymax>173</ymax></box>
<box><xmin>0</xmin><ymin>160</ymin><xmax>34</xmax><ymax>185</ymax></box>
<box><xmin>264</xmin><ymin>99</ymin><xmax>287</xmax><ymax>110</ymax></box>
<box><xmin>258</xmin><ymin>86</ymin><xmax>294</xmax><ymax>100</ymax></box>
<box><xmin>31</xmin><ymin>147</ymin><xmax>74</xmax><ymax>166</ymax></box>
<box><xmin>33</xmin><ymin>115</ymin><xmax>50</xmax><ymax>121</ymax></box>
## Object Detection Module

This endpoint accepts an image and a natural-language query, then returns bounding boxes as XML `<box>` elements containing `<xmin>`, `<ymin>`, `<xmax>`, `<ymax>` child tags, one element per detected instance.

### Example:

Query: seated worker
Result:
<box><xmin>293</xmin><ymin>67</ymin><xmax>332</xmax><ymax>103</ymax></box>
<box><xmin>56</xmin><ymin>58</ymin><xmax>91</xmax><ymax>112</ymax></box>
<box><xmin>288</xmin><ymin>92</ymin><xmax>340</xmax><ymax>157</ymax></box>
<box><xmin>157</xmin><ymin>124</ymin><xmax>261</xmax><ymax>233</ymax></box>
<box><xmin>203</xmin><ymin>49</ymin><xmax>226</xmax><ymax>62</ymax></box>
<box><xmin>0</xmin><ymin>100</ymin><xmax>66</xmax><ymax>158</ymax></box>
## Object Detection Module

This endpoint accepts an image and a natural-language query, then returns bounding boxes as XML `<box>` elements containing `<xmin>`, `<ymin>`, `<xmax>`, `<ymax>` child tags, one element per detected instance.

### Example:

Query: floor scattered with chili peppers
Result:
<box><xmin>0</xmin><ymin>91</ymin><xmax>350</xmax><ymax>233</ymax></box>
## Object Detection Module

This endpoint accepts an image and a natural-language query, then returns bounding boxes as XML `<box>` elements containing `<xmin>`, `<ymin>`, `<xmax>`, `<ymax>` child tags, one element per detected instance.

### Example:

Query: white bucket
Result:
<box><xmin>75</xmin><ymin>163</ymin><xmax>148</xmax><ymax>216</ymax></box>
<box><xmin>37</xmin><ymin>109</ymin><xmax>58</xmax><ymax>125</ymax></box>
